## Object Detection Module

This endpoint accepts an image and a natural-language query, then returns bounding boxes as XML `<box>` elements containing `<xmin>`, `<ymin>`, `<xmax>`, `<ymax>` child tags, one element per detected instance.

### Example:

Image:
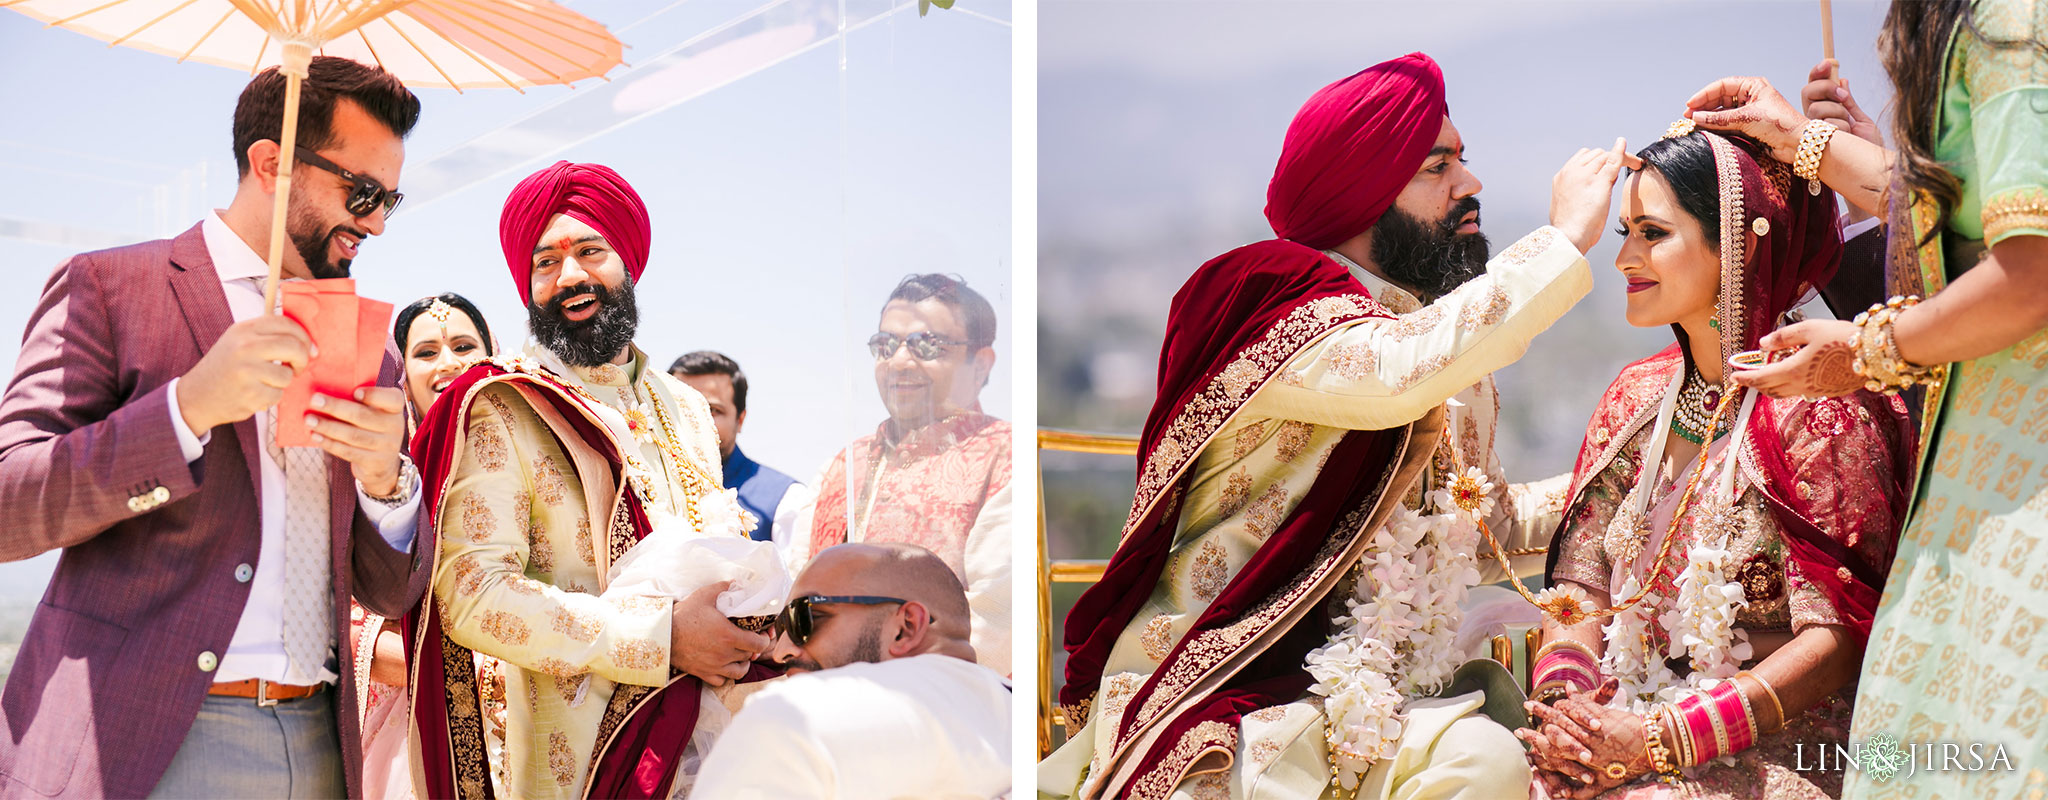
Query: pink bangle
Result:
<box><xmin>1679</xmin><ymin>694</ymin><xmax>1720</xmax><ymax>763</ymax></box>
<box><xmin>1710</xmin><ymin>681</ymin><xmax>1754</xmax><ymax>753</ymax></box>
<box><xmin>1532</xmin><ymin>649</ymin><xmax>1600</xmax><ymax>691</ymax></box>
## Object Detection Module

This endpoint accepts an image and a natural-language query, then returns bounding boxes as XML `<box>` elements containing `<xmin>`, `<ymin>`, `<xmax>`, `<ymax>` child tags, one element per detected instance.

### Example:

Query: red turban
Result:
<box><xmin>1264</xmin><ymin>52</ymin><xmax>1448</xmax><ymax>250</ymax></box>
<box><xmin>499</xmin><ymin>161</ymin><xmax>651</xmax><ymax>306</ymax></box>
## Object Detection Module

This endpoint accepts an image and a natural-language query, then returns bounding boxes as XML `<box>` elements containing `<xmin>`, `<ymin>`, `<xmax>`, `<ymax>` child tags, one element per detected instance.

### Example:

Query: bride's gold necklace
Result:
<box><xmin>1475</xmin><ymin>384</ymin><xmax>1743</xmax><ymax>626</ymax></box>
<box><xmin>1670</xmin><ymin>368</ymin><xmax>1728</xmax><ymax>446</ymax></box>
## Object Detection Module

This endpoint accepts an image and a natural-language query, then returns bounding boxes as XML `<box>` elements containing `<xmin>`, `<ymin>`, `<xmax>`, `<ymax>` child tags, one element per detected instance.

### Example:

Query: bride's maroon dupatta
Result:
<box><xmin>404</xmin><ymin>360</ymin><xmax>724</xmax><ymax>800</ymax></box>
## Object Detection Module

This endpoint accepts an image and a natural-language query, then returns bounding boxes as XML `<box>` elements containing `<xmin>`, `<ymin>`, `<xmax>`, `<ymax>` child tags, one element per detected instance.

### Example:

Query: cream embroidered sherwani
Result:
<box><xmin>1041</xmin><ymin>226</ymin><xmax>1588</xmax><ymax>800</ymax></box>
<box><xmin>432</xmin><ymin>345</ymin><xmax>722</xmax><ymax>800</ymax></box>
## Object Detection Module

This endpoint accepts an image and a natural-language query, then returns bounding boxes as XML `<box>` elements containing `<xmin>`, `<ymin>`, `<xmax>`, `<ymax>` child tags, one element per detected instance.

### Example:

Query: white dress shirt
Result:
<box><xmin>692</xmin><ymin>653</ymin><xmax>1012</xmax><ymax>799</ymax></box>
<box><xmin>159</xmin><ymin>211</ymin><xmax>420</xmax><ymax>685</ymax></box>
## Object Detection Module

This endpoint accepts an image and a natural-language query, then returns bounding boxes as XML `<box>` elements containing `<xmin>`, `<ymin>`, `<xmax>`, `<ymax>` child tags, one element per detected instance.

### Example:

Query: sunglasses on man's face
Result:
<box><xmin>297</xmin><ymin>149</ymin><xmax>404</xmax><ymax>219</ymax></box>
<box><xmin>867</xmin><ymin>331</ymin><xmax>966</xmax><ymax>362</ymax></box>
<box><xmin>773</xmin><ymin>595</ymin><xmax>918</xmax><ymax>646</ymax></box>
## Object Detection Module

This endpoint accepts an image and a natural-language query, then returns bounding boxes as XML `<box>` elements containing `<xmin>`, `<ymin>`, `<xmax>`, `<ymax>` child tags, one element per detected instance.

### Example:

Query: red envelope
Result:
<box><xmin>275</xmin><ymin>279</ymin><xmax>392</xmax><ymax>447</ymax></box>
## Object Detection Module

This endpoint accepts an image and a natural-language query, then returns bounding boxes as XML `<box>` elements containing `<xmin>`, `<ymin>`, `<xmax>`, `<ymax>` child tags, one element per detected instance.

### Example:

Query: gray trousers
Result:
<box><xmin>149</xmin><ymin>692</ymin><xmax>346</xmax><ymax>799</ymax></box>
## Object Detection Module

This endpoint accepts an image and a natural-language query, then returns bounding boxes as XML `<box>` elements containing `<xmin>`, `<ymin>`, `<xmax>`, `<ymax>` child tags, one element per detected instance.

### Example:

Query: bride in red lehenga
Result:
<box><xmin>1515</xmin><ymin>126</ymin><xmax>1914</xmax><ymax>800</ymax></box>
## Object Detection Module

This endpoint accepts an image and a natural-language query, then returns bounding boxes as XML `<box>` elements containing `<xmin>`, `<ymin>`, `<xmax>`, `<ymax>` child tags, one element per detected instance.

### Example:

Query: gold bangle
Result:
<box><xmin>1733</xmin><ymin>680</ymin><xmax>1760</xmax><ymax>749</ymax></box>
<box><xmin>1535</xmin><ymin>638</ymin><xmax>1599</xmax><ymax>661</ymax></box>
<box><xmin>1793</xmin><ymin>119</ymin><xmax>1837</xmax><ymax>184</ymax></box>
<box><xmin>1738</xmin><ymin>670</ymin><xmax>1787</xmax><ymax>733</ymax></box>
<box><xmin>1670</xmin><ymin>704</ymin><xmax>1697</xmax><ymax>768</ymax></box>
<box><xmin>1851</xmin><ymin>296</ymin><xmax>1935</xmax><ymax>393</ymax></box>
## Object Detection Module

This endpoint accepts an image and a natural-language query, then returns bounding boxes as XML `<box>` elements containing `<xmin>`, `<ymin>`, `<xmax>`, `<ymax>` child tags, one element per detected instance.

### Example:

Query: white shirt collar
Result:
<box><xmin>1323</xmin><ymin>250</ymin><xmax>1423</xmax><ymax>313</ymax></box>
<box><xmin>199</xmin><ymin>210</ymin><xmax>275</xmax><ymax>282</ymax></box>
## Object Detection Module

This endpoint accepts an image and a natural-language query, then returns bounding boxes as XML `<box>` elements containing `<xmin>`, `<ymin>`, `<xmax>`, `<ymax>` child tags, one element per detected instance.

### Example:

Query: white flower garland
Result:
<box><xmin>1307</xmin><ymin>467</ymin><xmax>1491</xmax><ymax>789</ymax></box>
<box><xmin>1601</xmin><ymin>532</ymin><xmax>1754</xmax><ymax>716</ymax></box>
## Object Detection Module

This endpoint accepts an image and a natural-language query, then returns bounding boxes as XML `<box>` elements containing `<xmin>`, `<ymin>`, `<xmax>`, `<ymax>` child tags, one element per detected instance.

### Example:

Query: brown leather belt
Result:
<box><xmin>208</xmin><ymin>678</ymin><xmax>328</xmax><ymax>705</ymax></box>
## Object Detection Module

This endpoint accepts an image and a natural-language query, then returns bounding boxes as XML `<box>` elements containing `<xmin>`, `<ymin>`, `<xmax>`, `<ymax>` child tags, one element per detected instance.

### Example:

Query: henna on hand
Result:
<box><xmin>1803</xmin><ymin>340</ymin><xmax>1864</xmax><ymax>397</ymax></box>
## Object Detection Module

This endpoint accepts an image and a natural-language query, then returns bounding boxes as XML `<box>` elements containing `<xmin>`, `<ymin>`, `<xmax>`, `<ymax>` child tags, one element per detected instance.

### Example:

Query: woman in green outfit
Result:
<box><xmin>1683</xmin><ymin>1</ymin><xmax>2048</xmax><ymax>797</ymax></box>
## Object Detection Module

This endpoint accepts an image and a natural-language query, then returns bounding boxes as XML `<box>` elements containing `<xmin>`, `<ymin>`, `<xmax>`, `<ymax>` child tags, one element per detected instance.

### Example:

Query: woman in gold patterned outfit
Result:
<box><xmin>1514</xmin><ymin>128</ymin><xmax>1914</xmax><ymax>799</ymax></box>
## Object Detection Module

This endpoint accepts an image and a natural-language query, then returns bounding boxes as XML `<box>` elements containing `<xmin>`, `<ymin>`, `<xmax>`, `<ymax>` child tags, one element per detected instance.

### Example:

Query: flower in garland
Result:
<box><xmin>620</xmin><ymin>399</ymin><xmax>655</xmax><ymax>444</ymax></box>
<box><xmin>1429</xmin><ymin>466</ymin><xmax>1496</xmax><ymax>522</ymax></box>
<box><xmin>1532</xmin><ymin>584</ymin><xmax>1597</xmax><ymax>626</ymax></box>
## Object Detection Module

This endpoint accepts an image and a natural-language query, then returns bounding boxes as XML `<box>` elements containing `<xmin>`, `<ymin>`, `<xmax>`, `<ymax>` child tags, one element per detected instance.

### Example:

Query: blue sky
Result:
<box><xmin>0</xmin><ymin>0</ymin><xmax>1011</xmax><ymax>596</ymax></box>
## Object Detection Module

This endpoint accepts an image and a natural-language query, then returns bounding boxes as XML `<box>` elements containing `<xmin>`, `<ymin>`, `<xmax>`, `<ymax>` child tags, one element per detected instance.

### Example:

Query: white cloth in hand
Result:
<box><xmin>602</xmin><ymin>488</ymin><xmax>791</xmax><ymax>618</ymax></box>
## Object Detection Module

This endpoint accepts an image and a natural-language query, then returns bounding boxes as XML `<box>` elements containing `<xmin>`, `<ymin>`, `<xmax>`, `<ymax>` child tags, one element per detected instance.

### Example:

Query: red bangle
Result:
<box><xmin>1679</xmin><ymin>694</ymin><xmax>1721</xmax><ymax>763</ymax></box>
<box><xmin>1710</xmin><ymin>680</ymin><xmax>1754</xmax><ymax>753</ymax></box>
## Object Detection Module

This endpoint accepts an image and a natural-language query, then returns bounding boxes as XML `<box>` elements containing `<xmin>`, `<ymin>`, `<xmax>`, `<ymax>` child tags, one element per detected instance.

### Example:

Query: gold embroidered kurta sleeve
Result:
<box><xmin>434</xmin><ymin>383</ymin><xmax>674</xmax><ymax>689</ymax></box>
<box><xmin>1245</xmin><ymin>225</ymin><xmax>1591</xmax><ymax>430</ymax></box>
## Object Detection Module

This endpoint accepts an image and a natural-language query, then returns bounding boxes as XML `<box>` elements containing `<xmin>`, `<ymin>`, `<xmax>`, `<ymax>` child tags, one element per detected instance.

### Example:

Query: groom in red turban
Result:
<box><xmin>409</xmin><ymin>161</ymin><xmax>770</xmax><ymax>800</ymax></box>
<box><xmin>1044</xmin><ymin>52</ymin><xmax>1624</xmax><ymax>799</ymax></box>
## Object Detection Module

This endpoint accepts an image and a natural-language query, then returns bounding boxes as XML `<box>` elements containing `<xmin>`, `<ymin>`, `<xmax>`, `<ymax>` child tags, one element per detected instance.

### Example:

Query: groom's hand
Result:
<box><xmin>1550</xmin><ymin>138</ymin><xmax>1629</xmax><ymax>255</ymax></box>
<box><xmin>670</xmin><ymin>581</ymin><xmax>772</xmax><ymax>687</ymax></box>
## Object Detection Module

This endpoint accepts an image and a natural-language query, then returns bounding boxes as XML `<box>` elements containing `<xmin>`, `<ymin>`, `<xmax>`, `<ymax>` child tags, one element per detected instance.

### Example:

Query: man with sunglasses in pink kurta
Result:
<box><xmin>793</xmin><ymin>273</ymin><xmax>1012</xmax><ymax>679</ymax></box>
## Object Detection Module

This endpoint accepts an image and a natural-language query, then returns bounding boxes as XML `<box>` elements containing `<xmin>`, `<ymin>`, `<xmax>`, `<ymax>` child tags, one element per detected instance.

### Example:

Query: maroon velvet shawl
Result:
<box><xmin>405</xmin><ymin>361</ymin><xmax>697</xmax><ymax>800</ymax></box>
<box><xmin>1059</xmin><ymin>240</ymin><xmax>1418</xmax><ymax>797</ymax></box>
<box><xmin>1544</xmin><ymin>132</ymin><xmax>1913</xmax><ymax>644</ymax></box>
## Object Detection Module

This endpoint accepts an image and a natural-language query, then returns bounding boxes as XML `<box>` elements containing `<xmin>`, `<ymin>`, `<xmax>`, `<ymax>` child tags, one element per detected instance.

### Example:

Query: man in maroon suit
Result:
<box><xmin>0</xmin><ymin>57</ymin><xmax>429</xmax><ymax>798</ymax></box>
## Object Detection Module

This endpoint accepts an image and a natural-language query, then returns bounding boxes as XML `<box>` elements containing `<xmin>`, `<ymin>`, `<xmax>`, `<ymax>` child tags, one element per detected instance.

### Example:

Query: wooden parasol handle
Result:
<box><xmin>1821</xmin><ymin>0</ymin><xmax>1838</xmax><ymax>79</ymax></box>
<box><xmin>262</xmin><ymin>41</ymin><xmax>316</xmax><ymax>315</ymax></box>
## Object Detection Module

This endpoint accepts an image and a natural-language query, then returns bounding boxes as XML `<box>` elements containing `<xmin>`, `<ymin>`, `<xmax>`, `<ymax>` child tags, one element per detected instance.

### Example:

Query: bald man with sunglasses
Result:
<box><xmin>692</xmin><ymin>543</ymin><xmax>1011</xmax><ymax>799</ymax></box>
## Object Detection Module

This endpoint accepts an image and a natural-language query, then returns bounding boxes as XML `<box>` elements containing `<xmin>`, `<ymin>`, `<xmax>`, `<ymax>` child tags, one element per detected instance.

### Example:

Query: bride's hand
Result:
<box><xmin>1550</xmin><ymin>138</ymin><xmax>1630</xmax><ymax>255</ymax></box>
<box><xmin>1731</xmin><ymin>319</ymin><xmax>1864</xmax><ymax>398</ymax></box>
<box><xmin>1684</xmin><ymin>76</ymin><xmax>1809</xmax><ymax>162</ymax></box>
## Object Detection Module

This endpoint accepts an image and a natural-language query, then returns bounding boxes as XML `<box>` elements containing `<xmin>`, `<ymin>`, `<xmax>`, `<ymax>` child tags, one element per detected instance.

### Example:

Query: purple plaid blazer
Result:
<box><xmin>0</xmin><ymin>223</ymin><xmax>430</xmax><ymax>798</ymax></box>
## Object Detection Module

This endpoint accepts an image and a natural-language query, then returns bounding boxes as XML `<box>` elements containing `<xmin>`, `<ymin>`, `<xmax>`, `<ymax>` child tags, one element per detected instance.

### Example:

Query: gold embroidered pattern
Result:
<box><xmin>1500</xmin><ymin>227</ymin><xmax>1558</xmax><ymax>265</ymax></box>
<box><xmin>506</xmin><ymin>576</ymin><xmax>544</xmax><ymax>596</ymax></box>
<box><xmin>1327</xmin><ymin>342</ymin><xmax>1379</xmax><ymax>381</ymax></box>
<box><xmin>1142</xmin><ymin>615</ymin><xmax>1178</xmax><ymax>662</ymax></box>
<box><xmin>472</xmin><ymin>425</ymin><xmax>510</xmax><ymax>472</ymax></box>
<box><xmin>1984</xmin><ymin>188</ymin><xmax>2048</xmax><ymax>243</ymax></box>
<box><xmin>590</xmin><ymin>680</ymin><xmax>659</xmax><ymax>776</ymax></box>
<box><xmin>1126</xmin><ymin>500</ymin><xmax>1370</xmax><ymax>743</ymax></box>
<box><xmin>554</xmin><ymin>673</ymin><xmax>584</xmax><ymax>701</ymax></box>
<box><xmin>1389</xmin><ymin>306</ymin><xmax>1446</xmax><ymax>340</ymax></box>
<box><xmin>610</xmin><ymin>595</ymin><xmax>666</xmax><ymax>615</ymax></box>
<box><xmin>479</xmin><ymin>611</ymin><xmax>530</xmax><ymax>645</ymax></box>
<box><xmin>1188</xmin><ymin>772</ymin><xmax>1229</xmax><ymax>800</ymax></box>
<box><xmin>1247</xmin><ymin>706</ymin><xmax>1288</xmax><ymax>724</ymax></box>
<box><xmin>1233</xmin><ymin>421</ymin><xmax>1266</xmax><ymax>459</ymax></box>
<box><xmin>550</xmin><ymin>607</ymin><xmax>603</xmax><ymax>642</ymax></box>
<box><xmin>460</xmin><ymin>494</ymin><xmax>497</xmax><ymax>543</ymax></box>
<box><xmin>1243</xmin><ymin>483</ymin><xmax>1290</xmax><ymax>540</ymax></box>
<box><xmin>1125</xmin><ymin>294</ymin><xmax>1389</xmax><ymax>541</ymax></box>
<box><xmin>1250</xmin><ymin>738</ymin><xmax>1284</xmax><ymax>765</ymax></box>
<box><xmin>584</xmin><ymin>364</ymin><xmax>625</xmax><ymax>385</ymax></box>
<box><xmin>1219</xmin><ymin>469</ymin><xmax>1254</xmax><ymax>517</ymax></box>
<box><xmin>528</xmin><ymin>519</ymin><xmax>556</xmax><ymax>574</ymax></box>
<box><xmin>437</xmin><ymin>630</ymin><xmax>492</xmax><ymax>800</ymax></box>
<box><xmin>1394</xmin><ymin>354</ymin><xmax>1456</xmax><ymax>393</ymax></box>
<box><xmin>1309</xmin><ymin>296</ymin><xmax>1369</xmax><ymax>323</ymax></box>
<box><xmin>608</xmin><ymin>498</ymin><xmax>640</xmax><ymax>569</ymax></box>
<box><xmin>533</xmin><ymin>656</ymin><xmax>584</xmax><ymax>679</ymax></box>
<box><xmin>575</xmin><ymin>516</ymin><xmax>596</xmax><ymax>567</ymax></box>
<box><xmin>1460</xmin><ymin>285</ymin><xmax>1511</xmax><ymax>331</ymax></box>
<box><xmin>1710</xmin><ymin>133</ymin><xmax>1748</xmax><ymax>365</ymax></box>
<box><xmin>453</xmin><ymin>555</ymin><xmax>485</xmax><ymax>596</ymax></box>
<box><xmin>533</xmin><ymin>455</ymin><xmax>569</xmax><ymax>507</ymax></box>
<box><xmin>548</xmin><ymin>730</ymin><xmax>577</xmax><ymax>786</ymax></box>
<box><xmin>1128</xmin><ymin>720</ymin><xmax>1237</xmax><ymax>800</ymax></box>
<box><xmin>611</xmin><ymin>638</ymin><xmax>664</xmax><ymax>672</ymax></box>
<box><xmin>1274</xmin><ymin>421</ymin><xmax>1314</xmax><ymax>463</ymax></box>
<box><xmin>1192</xmin><ymin>541</ymin><xmax>1229</xmax><ymax>602</ymax></box>
<box><xmin>1219</xmin><ymin>359</ymin><xmax>1263</xmax><ymax>400</ymax></box>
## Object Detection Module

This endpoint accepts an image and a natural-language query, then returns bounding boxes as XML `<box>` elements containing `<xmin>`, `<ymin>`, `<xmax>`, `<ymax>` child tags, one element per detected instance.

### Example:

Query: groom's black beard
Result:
<box><xmin>530</xmin><ymin>275</ymin><xmax>640</xmax><ymax>368</ymax></box>
<box><xmin>1369</xmin><ymin>196</ymin><xmax>1490</xmax><ymax>301</ymax></box>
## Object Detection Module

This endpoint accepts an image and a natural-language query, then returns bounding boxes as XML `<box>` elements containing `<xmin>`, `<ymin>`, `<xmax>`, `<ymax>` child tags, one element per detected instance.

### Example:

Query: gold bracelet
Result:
<box><xmin>1738</xmin><ymin>670</ymin><xmax>1787</xmax><ymax>733</ymax></box>
<box><xmin>1793</xmin><ymin>119</ymin><xmax>1837</xmax><ymax>185</ymax></box>
<box><xmin>1643</xmin><ymin>704</ymin><xmax>1677</xmax><ymax>775</ymax></box>
<box><xmin>1669</xmin><ymin>704</ymin><xmax>1697</xmax><ymax>769</ymax></box>
<box><xmin>1852</xmin><ymin>296</ymin><xmax>1937</xmax><ymax>394</ymax></box>
<box><xmin>1733</xmin><ymin>680</ymin><xmax>1760</xmax><ymax>749</ymax></box>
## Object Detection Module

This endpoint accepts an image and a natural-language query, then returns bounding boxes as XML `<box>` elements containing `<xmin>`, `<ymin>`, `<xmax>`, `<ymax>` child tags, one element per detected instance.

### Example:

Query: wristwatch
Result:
<box><xmin>363</xmin><ymin>455</ymin><xmax>419</xmax><ymax>507</ymax></box>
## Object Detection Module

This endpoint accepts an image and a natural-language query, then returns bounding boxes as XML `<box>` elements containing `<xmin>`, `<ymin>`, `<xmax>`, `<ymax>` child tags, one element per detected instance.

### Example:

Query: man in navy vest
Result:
<box><xmin>669</xmin><ymin>350</ymin><xmax>806</xmax><ymax>550</ymax></box>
